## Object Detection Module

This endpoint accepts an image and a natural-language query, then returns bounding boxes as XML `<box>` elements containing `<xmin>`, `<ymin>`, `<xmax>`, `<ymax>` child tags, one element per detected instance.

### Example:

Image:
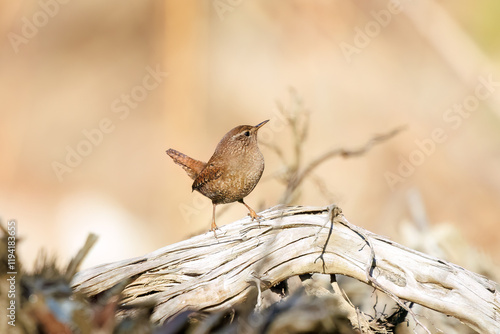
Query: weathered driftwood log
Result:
<box><xmin>72</xmin><ymin>205</ymin><xmax>500</xmax><ymax>333</ymax></box>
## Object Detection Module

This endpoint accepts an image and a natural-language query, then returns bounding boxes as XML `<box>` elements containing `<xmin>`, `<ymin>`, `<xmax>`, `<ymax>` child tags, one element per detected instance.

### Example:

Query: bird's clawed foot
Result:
<box><xmin>245</xmin><ymin>205</ymin><xmax>263</xmax><ymax>228</ymax></box>
<box><xmin>248</xmin><ymin>209</ymin><xmax>261</xmax><ymax>221</ymax></box>
<box><xmin>210</xmin><ymin>221</ymin><xmax>219</xmax><ymax>238</ymax></box>
<box><xmin>239</xmin><ymin>199</ymin><xmax>261</xmax><ymax>222</ymax></box>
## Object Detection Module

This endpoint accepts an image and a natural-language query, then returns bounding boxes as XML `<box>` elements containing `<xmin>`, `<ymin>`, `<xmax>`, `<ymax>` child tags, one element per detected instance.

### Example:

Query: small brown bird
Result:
<box><xmin>166</xmin><ymin>120</ymin><xmax>268</xmax><ymax>233</ymax></box>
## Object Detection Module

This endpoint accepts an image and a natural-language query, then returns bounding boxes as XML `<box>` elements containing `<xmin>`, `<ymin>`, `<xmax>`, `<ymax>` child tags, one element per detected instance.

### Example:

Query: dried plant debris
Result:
<box><xmin>159</xmin><ymin>275</ymin><xmax>422</xmax><ymax>334</ymax></box>
<box><xmin>0</xmin><ymin>228</ymin><xmax>154</xmax><ymax>334</ymax></box>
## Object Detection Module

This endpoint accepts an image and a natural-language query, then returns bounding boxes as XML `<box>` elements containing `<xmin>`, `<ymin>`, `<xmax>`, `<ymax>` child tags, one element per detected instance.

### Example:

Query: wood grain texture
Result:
<box><xmin>71</xmin><ymin>205</ymin><xmax>500</xmax><ymax>333</ymax></box>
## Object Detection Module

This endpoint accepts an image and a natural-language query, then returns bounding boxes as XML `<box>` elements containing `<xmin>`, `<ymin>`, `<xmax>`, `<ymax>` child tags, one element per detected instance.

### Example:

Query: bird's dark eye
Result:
<box><xmin>244</xmin><ymin>131</ymin><xmax>250</xmax><ymax>137</ymax></box>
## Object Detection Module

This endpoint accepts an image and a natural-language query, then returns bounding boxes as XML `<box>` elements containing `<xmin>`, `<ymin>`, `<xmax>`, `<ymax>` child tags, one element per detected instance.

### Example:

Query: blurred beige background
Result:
<box><xmin>1</xmin><ymin>0</ymin><xmax>499</xmax><ymax>270</ymax></box>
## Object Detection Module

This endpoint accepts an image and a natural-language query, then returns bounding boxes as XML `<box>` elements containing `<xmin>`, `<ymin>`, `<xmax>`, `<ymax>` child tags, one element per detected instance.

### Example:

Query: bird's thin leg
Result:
<box><xmin>210</xmin><ymin>203</ymin><xmax>219</xmax><ymax>233</ymax></box>
<box><xmin>238</xmin><ymin>199</ymin><xmax>260</xmax><ymax>220</ymax></box>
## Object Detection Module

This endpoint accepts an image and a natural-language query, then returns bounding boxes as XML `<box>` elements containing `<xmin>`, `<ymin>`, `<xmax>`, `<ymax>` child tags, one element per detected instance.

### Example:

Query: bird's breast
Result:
<box><xmin>199</xmin><ymin>149</ymin><xmax>264</xmax><ymax>204</ymax></box>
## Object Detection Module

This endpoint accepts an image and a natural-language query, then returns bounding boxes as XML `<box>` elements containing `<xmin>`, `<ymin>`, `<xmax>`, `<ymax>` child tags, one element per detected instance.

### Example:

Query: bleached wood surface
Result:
<box><xmin>72</xmin><ymin>205</ymin><xmax>500</xmax><ymax>333</ymax></box>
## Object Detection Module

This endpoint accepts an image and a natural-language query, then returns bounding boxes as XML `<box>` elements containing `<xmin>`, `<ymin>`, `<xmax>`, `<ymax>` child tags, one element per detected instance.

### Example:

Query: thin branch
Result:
<box><xmin>281</xmin><ymin>125</ymin><xmax>407</xmax><ymax>204</ymax></box>
<box><xmin>65</xmin><ymin>233</ymin><xmax>98</xmax><ymax>281</ymax></box>
<box><xmin>299</xmin><ymin>125</ymin><xmax>406</xmax><ymax>184</ymax></box>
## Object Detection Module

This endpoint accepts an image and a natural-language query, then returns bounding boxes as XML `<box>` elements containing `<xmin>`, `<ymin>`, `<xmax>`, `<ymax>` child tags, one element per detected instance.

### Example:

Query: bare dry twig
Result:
<box><xmin>279</xmin><ymin>125</ymin><xmax>406</xmax><ymax>204</ymax></box>
<box><xmin>65</xmin><ymin>233</ymin><xmax>98</xmax><ymax>281</ymax></box>
<box><xmin>264</xmin><ymin>90</ymin><xmax>406</xmax><ymax>205</ymax></box>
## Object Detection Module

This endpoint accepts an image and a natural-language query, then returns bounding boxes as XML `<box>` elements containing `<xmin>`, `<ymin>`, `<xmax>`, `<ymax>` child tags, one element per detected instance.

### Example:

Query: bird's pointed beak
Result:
<box><xmin>255</xmin><ymin>120</ymin><xmax>269</xmax><ymax>130</ymax></box>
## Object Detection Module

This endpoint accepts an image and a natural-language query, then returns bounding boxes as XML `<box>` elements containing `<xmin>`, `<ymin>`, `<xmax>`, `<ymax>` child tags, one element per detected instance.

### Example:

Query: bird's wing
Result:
<box><xmin>166</xmin><ymin>149</ymin><xmax>206</xmax><ymax>180</ymax></box>
<box><xmin>192</xmin><ymin>164</ymin><xmax>223</xmax><ymax>191</ymax></box>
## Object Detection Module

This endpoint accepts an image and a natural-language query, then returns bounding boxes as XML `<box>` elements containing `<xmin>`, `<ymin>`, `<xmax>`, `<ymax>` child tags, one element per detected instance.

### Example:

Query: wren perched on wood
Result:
<box><xmin>166</xmin><ymin>120</ymin><xmax>268</xmax><ymax>233</ymax></box>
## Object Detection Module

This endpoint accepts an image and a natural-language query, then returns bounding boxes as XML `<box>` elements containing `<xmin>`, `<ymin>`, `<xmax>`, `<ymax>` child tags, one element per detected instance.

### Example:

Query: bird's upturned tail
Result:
<box><xmin>166</xmin><ymin>149</ymin><xmax>206</xmax><ymax>180</ymax></box>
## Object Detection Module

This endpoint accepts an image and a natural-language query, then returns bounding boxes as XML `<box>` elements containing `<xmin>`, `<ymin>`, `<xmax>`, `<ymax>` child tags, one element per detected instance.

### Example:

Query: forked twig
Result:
<box><xmin>278</xmin><ymin>125</ymin><xmax>406</xmax><ymax>204</ymax></box>
<box><xmin>282</xmin><ymin>125</ymin><xmax>407</xmax><ymax>203</ymax></box>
